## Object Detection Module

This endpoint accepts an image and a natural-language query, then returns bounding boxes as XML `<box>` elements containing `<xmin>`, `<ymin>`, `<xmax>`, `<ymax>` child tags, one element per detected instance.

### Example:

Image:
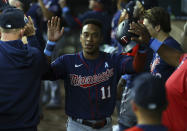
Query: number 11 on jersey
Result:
<box><xmin>101</xmin><ymin>86</ymin><xmax>111</xmax><ymax>100</ymax></box>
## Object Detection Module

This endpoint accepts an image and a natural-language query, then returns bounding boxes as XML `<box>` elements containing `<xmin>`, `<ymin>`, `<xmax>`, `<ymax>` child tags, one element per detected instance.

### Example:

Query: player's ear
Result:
<box><xmin>80</xmin><ymin>33</ymin><xmax>83</xmax><ymax>43</ymax></box>
<box><xmin>155</xmin><ymin>25</ymin><xmax>161</xmax><ymax>32</ymax></box>
<box><xmin>20</xmin><ymin>28</ymin><xmax>25</xmax><ymax>38</ymax></box>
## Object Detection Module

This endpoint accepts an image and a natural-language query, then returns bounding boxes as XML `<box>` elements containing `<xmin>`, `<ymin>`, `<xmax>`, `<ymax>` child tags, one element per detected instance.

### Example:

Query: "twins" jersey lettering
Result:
<box><xmin>70</xmin><ymin>68</ymin><xmax>114</xmax><ymax>88</ymax></box>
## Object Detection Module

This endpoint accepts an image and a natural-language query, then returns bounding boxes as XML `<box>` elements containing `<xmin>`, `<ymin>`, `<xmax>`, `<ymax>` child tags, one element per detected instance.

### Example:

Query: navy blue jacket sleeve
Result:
<box><xmin>42</xmin><ymin>55</ymin><xmax>67</xmax><ymax>80</ymax></box>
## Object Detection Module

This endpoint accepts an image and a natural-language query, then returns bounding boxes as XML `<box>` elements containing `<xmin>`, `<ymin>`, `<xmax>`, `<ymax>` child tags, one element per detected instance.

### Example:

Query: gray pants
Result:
<box><xmin>118</xmin><ymin>86</ymin><xmax>137</xmax><ymax>128</ymax></box>
<box><xmin>42</xmin><ymin>81</ymin><xmax>61</xmax><ymax>101</ymax></box>
<box><xmin>67</xmin><ymin>117</ymin><xmax>112</xmax><ymax>131</ymax></box>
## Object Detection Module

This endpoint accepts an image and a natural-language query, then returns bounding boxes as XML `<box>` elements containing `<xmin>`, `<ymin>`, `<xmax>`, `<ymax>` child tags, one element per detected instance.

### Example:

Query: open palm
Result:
<box><xmin>129</xmin><ymin>22</ymin><xmax>151</xmax><ymax>45</ymax></box>
<box><xmin>47</xmin><ymin>16</ymin><xmax>64</xmax><ymax>42</ymax></box>
<box><xmin>24</xmin><ymin>16</ymin><xmax>35</xmax><ymax>37</ymax></box>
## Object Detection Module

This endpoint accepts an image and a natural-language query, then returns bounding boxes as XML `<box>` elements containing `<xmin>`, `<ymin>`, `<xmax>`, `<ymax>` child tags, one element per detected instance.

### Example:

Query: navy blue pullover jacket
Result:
<box><xmin>0</xmin><ymin>36</ymin><xmax>47</xmax><ymax>130</ymax></box>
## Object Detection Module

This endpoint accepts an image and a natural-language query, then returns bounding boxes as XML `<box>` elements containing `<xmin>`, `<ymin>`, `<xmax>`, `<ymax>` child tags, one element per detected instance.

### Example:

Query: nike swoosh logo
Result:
<box><xmin>75</xmin><ymin>64</ymin><xmax>83</xmax><ymax>68</ymax></box>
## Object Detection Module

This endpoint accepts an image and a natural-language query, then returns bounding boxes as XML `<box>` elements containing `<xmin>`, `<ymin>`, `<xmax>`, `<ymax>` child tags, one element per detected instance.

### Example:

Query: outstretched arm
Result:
<box><xmin>156</xmin><ymin>45</ymin><xmax>183</xmax><ymax>67</ymax></box>
<box><xmin>132</xmin><ymin>49</ymin><xmax>147</xmax><ymax>72</ymax></box>
<box><xmin>129</xmin><ymin>22</ymin><xmax>184</xmax><ymax>67</ymax></box>
<box><xmin>44</xmin><ymin>16</ymin><xmax>64</xmax><ymax>64</ymax></box>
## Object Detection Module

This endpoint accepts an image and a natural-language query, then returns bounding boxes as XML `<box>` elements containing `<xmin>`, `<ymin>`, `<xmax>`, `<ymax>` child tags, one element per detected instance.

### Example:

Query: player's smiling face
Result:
<box><xmin>80</xmin><ymin>24</ymin><xmax>102</xmax><ymax>57</ymax></box>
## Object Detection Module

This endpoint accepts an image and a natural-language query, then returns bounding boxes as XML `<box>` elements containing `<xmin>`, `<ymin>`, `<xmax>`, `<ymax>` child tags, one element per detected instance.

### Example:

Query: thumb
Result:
<box><xmin>60</xmin><ymin>27</ymin><xmax>64</xmax><ymax>35</ymax></box>
<box><xmin>20</xmin><ymin>29</ymin><xmax>25</xmax><ymax>37</ymax></box>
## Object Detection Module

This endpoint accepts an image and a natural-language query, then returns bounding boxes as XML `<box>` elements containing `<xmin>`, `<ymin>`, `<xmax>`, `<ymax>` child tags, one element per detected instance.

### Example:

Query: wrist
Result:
<box><xmin>47</xmin><ymin>40</ymin><xmax>56</xmax><ymax>45</ymax></box>
<box><xmin>144</xmin><ymin>35</ymin><xmax>152</xmax><ymax>45</ymax></box>
<box><xmin>138</xmin><ymin>44</ymin><xmax>147</xmax><ymax>53</ymax></box>
<box><xmin>27</xmin><ymin>35</ymin><xmax>36</xmax><ymax>40</ymax></box>
<box><xmin>44</xmin><ymin>40</ymin><xmax>56</xmax><ymax>56</ymax></box>
<box><xmin>27</xmin><ymin>32</ymin><xmax>35</xmax><ymax>37</ymax></box>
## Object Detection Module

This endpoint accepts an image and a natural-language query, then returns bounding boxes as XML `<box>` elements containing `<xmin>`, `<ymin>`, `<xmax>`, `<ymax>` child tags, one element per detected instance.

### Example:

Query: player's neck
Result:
<box><xmin>137</xmin><ymin>113</ymin><xmax>162</xmax><ymax>125</ymax></box>
<box><xmin>1</xmin><ymin>33</ymin><xmax>21</xmax><ymax>41</ymax></box>
<box><xmin>156</xmin><ymin>31</ymin><xmax>169</xmax><ymax>42</ymax></box>
<box><xmin>83</xmin><ymin>51</ymin><xmax>100</xmax><ymax>60</ymax></box>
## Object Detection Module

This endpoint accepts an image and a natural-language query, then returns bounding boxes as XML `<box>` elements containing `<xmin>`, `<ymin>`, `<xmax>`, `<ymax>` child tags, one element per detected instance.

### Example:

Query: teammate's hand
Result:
<box><xmin>47</xmin><ymin>16</ymin><xmax>64</xmax><ymax>42</ymax></box>
<box><xmin>128</xmin><ymin>22</ymin><xmax>151</xmax><ymax>45</ymax></box>
<box><xmin>58</xmin><ymin>0</ymin><xmax>67</xmax><ymax>8</ymax></box>
<box><xmin>24</xmin><ymin>16</ymin><xmax>36</xmax><ymax>37</ymax></box>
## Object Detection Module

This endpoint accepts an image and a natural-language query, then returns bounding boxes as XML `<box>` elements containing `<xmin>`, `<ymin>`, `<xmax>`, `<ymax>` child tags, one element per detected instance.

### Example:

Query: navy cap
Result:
<box><xmin>139</xmin><ymin>0</ymin><xmax>158</xmax><ymax>10</ymax></box>
<box><xmin>132</xmin><ymin>73</ymin><xmax>167</xmax><ymax>110</ymax></box>
<box><xmin>0</xmin><ymin>8</ymin><xmax>26</xmax><ymax>29</ymax></box>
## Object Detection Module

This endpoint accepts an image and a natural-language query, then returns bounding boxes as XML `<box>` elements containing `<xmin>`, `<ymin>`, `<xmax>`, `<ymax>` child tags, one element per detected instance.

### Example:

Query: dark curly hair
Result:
<box><xmin>143</xmin><ymin>7</ymin><xmax>171</xmax><ymax>33</ymax></box>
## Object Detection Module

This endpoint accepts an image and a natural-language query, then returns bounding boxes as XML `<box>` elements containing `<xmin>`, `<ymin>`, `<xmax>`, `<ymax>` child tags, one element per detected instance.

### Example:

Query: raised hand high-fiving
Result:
<box><xmin>47</xmin><ymin>16</ymin><xmax>64</xmax><ymax>42</ymax></box>
<box><xmin>128</xmin><ymin>22</ymin><xmax>151</xmax><ymax>45</ymax></box>
<box><xmin>24</xmin><ymin>16</ymin><xmax>36</xmax><ymax>37</ymax></box>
